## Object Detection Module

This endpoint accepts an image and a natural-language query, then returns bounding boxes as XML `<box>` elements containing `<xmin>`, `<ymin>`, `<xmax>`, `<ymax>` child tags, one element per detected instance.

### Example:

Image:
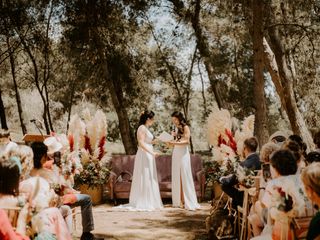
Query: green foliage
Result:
<box><xmin>1</xmin><ymin>0</ymin><xmax>320</xmax><ymax>151</ymax></box>
<box><xmin>74</xmin><ymin>160</ymin><xmax>110</xmax><ymax>188</ymax></box>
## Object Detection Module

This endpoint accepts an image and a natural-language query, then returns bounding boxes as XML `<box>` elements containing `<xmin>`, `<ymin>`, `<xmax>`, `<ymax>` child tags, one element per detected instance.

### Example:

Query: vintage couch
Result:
<box><xmin>107</xmin><ymin>154</ymin><xmax>205</xmax><ymax>203</ymax></box>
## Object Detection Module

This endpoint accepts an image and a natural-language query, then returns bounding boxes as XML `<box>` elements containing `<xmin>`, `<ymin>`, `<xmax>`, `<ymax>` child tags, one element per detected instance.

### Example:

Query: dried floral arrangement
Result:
<box><xmin>205</xmin><ymin>107</ymin><xmax>256</xmax><ymax>185</ymax></box>
<box><xmin>68</xmin><ymin>108</ymin><xmax>110</xmax><ymax>188</ymax></box>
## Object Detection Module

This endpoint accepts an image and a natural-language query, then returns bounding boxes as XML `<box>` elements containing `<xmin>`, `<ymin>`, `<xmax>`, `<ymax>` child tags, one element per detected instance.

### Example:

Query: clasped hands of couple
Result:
<box><xmin>150</xmin><ymin>131</ymin><xmax>178</xmax><ymax>157</ymax></box>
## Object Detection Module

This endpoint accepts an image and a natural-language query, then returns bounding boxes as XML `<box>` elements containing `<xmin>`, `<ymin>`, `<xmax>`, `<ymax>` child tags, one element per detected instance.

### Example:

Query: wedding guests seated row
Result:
<box><xmin>0</xmin><ymin>129</ymin><xmax>96</xmax><ymax>240</ymax></box>
<box><xmin>0</xmin><ymin>153</ymin><xmax>72</xmax><ymax>240</ymax></box>
<box><xmin>31</xmin><ymin>140</ymin><xmax>95</xmax><ymax>240</ymax></box>
<box><xmin>216</xmin><ymin>129</ymin><xmax>320</xmax><ymax>239</ymax></box>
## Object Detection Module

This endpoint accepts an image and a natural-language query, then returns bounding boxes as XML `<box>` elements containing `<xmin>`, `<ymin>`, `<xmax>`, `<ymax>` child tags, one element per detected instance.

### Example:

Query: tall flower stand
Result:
<box><xmin>79</xmin><ymin>184</ymin><xmax>103</xmax><ymax>205</ymax></box>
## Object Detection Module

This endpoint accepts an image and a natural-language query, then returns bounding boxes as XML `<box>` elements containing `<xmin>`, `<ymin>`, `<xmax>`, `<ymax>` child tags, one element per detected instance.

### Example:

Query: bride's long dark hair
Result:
<box><xmin>171</xmin><ymin>111</ymin><xmax>187</xmax><ymax>139</ymax></box>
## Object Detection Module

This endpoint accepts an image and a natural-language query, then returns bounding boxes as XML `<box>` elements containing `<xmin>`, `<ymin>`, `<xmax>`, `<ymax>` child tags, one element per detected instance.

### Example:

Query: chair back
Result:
<box><xmin>0</xmin><ymin>206</ymin><xmax>21</xmax><ymax>229</ymax></box>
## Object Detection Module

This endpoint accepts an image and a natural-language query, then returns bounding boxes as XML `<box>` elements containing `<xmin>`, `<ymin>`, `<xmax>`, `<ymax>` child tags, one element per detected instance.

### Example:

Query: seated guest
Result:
<box><xmin>301</xmin><ymin>162</ymin><xmax>320</xmax><ymax>240</ymax></box>
<box><xmin>7</xmin><ymin>145</ymin><xmax>34</xmax><ymax>180</ymax></box>
<box><xmin>260</xmin><ymin>142</ymin><xmax>280</xmax><ymax>164</ymax></box>
<box><xmin>305</xmin><ymin>151</ymin><xmax>320</xmax><ymax>165</ymax></box>
<box><xmin>0</xmin><ymin>158</ymin><xmax>29</xmax><ymax>239</ymax></box>
<box><xmin>259</xmin><ymin>142</ymin><xmax>280</xmax><ymax>188</ymax></box>
<box><xmin>0</xmin><ymin>147</ymin><xmax>71</xmax><ymax>240</ymax></box>
<box><xmin>253</xmin><ymin>150</ymin><xmax>312</xmax><ymax>239</ymax></box>
<box><xmin>288</xmin><ymin>134</ymin><xmax>307</xmax><ymax>159</ymax></box>
<box><xmin>30</xmin><ymin>140</ymin><xmax>95</xmax><ymax>240</ymax></box>
<box><xmin>282</xmin><ymin>139</ymin><xmax>306</xmax><ymax>172</ymax></box>
<box><xmin>0</xmin><ymin>209</ymin><xmax>29</xmax><ymax>240</ymax></box>
<box><xmin>221</xmin><ymin>137</ymin><xmax>261</xmax><ymax>208</ymax></box>
<box><xmin>15</xmin><ymin>144</ymin><xmax>72</xmax><ymax>240</ymax></box>
<box><xmin>248</xmin><ymin>142</ymin><xmax>280</xmax><ymax>236</ymax></box>
<box><xmin>314</xmin><ymin>130</ymin><xmax>320</xmax><ymax>153</ymax></box>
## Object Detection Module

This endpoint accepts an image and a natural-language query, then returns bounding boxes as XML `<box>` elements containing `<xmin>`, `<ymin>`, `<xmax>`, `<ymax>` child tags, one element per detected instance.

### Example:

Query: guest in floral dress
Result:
<box><xmin>30</xmin><ymin>141</ymin><xmax>95</xmax><ymax>240</ymax></box>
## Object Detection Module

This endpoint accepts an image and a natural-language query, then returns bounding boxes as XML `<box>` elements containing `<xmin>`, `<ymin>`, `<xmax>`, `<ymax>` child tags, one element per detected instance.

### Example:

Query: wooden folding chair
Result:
<box><xmin>237</xmin><ymin>185</ymin><xmax>258</xmax><ymax>240</ymax></box>
<box><xmin>0</xmin><ymin>206</ymin><xmax>22</xmax><ymax>229</ymax></box>
<box><xmin>247</xmin><ymin>176</ymin><xmax>261</xmax><ymax>239</ymax></box>
<box><xmin>71</xmin><ymin>206</ymin><xmax>79</xmax><ymax>231</ymax></box>
<box><xmin>292</xmin><ymin>216</ymin><xmax>312</xmax><ymax>239</ymax></box>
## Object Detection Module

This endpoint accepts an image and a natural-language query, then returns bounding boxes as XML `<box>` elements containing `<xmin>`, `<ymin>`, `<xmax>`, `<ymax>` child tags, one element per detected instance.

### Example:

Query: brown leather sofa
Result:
<box><xmin>107</xmin><ymin>154</ymin><xmax>205</xmax><ymax>204</ymax></box>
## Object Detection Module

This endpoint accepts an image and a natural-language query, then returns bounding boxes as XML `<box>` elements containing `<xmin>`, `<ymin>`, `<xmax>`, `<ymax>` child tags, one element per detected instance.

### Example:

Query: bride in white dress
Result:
<box><xmin>126</xmin><ymin>110</ymin><xmax>163</xmax><ymax>210</ymax></box>
<box><xmin>170</xmin><ymin>111</ymin><xmax>200</xmax><ymax>211</ymax></box>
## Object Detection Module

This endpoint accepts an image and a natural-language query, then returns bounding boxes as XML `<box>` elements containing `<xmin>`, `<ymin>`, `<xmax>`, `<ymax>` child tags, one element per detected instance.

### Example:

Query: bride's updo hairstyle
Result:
<box><xmin>138</xmin><ymin>110</ymin><xmax>155</xmax><ymax>127</ymax></box>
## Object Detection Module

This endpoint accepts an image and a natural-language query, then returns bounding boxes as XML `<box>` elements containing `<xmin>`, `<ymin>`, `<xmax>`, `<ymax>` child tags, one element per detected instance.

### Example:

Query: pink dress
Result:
<box><xmin>32</xmin><ymin>207</ymin><xmax>72</xmax><ymax>240</ymax></box>
<box><xmin>0</xmin><ymin>209</ymin><xmax>29</xmax><ymax>240</ymax></box>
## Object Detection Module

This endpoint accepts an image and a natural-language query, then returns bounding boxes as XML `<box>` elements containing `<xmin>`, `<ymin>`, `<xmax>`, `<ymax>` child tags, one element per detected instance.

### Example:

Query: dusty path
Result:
<box><xmin>73</xmin><ymin>203</ymin><xmax>210</xmax><ymax>240</ymax></box>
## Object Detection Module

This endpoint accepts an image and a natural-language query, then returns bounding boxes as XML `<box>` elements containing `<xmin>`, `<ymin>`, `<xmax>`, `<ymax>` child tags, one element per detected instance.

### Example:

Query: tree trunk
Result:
<box><xmin>198</xmin><ymin>57</ymin><xmax>208</xmax><ymax>119</ymax></box>
<box><xmin>6</xmin><ymin>36</ymin><xmax>27</xmax><ymax>134</ymax></box>
<box><xmin>252</xmin><ymin>0</ymin><xmax>269</xmax><ymax>147</ymax></box>
<box><xmin>191</xmin><ymin>0</ymin><xmax>224</xmax><ymax>109</ymax></box>
<box><xmin>263</xmin><ymin>36</ymin><xmax>314</xmax><ymax>150</ymax></box>
<box><xmin>169</xmin><ymin>0</ymin><xmax>225</xmax><ymax>109</ymax></box>
<box><xmin>89</xmin><ymin>17</ymin><xmax>137</xmax><ymax>154</ymax></box>
<box><xmin>43</xmin><ymin>0</ymin><xmax>54</xmax><ymax>132</ymax></box>
<box><xmin>19</xmin><ymin>35</ymin><xmax>50</xmax><ymax>134</ymax></box>
<box><xmin>66</xmin><ymin>77</ymin><xmax>77</xmax><ymax>132</ymax></box>
<box><xmin>108</xmin><ymin>74</ymin><xmax>137</xmax><ymax>154</ymax></box>
<box><xmin>0</xmin><ymin>88</ymin><xmax>8</xmax><ymax>130</ymax></box>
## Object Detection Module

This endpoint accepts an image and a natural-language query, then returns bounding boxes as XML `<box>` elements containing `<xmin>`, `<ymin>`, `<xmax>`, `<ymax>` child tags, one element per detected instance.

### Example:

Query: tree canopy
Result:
<box><xmin>0</xmin><ymin>0</ymin><xmax>319</xmax><ymax>153</ymax></box>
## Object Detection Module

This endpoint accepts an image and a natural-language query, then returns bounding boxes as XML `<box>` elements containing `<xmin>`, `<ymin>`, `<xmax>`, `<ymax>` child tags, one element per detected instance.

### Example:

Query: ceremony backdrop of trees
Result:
<box><xmin>1</xmin><ymin>0</ymin><xmax>319</xmax><ymax>154</ymax></box>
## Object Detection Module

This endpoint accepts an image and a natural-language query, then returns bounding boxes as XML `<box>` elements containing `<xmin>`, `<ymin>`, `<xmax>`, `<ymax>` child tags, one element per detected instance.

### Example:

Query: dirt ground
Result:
<box><xmin>73</xmin><ymin>202</ymin><xmax>211</xmax><ymax>240</ymax></box>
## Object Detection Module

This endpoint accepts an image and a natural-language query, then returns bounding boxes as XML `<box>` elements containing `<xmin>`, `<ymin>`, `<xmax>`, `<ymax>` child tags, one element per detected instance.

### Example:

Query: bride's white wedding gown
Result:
<box><xmin>172</xmin><ymin>144</ymin><xmax>200</xmax><ymax>210</ymax></box>
<box><xmin>121</xmin><ymin>125</ymin><xmax>163</xmax><ymax>211</ymax></box>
